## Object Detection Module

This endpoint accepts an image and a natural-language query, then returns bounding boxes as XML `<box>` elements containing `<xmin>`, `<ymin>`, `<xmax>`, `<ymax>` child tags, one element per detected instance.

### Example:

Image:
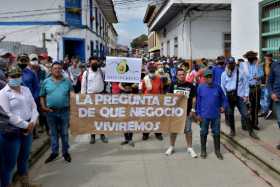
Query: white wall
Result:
<box><xmin>159</xmin><ymin>9</ymin><xmax>231</xmax><ymax>59</ymax></box>
<box><xmin>0</xmin><ymin>0</ymin><xmax>64</xmax><ymax>22</ymax></box>
<box><xmin>0</xmin><ymin>0</ymin><xmax>117</xmax><ymax>60</ymax></box>
<box><xmin>231</xmin><ymin>0</ymin><xmax>262</xmax><ymax>58</ymax></box>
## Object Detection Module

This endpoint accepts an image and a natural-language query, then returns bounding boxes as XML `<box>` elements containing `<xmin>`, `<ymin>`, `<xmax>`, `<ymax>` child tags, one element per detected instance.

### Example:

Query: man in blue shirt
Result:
<box><xmin>17</xmin><ymin>54</ymin><xmax>40</xmax><ymax>100</ymax></box>
<box><xmin>196</xmin><ymin>69</ymin><xmax>226</xmax><ymax>160</ymax></box>
<box><xmin>221</xmin><ymin>57</ymin><xmax>259</xmax><ymax>139</ymax></box>
<box><xmin>40</xmin><ymin>62</ymin><xmax>74</xmax><ymax>164</ymax></box>
<box><xmin>267</xmin><ymin>57</ymin><xmax>280</xmax><ymax>150</ymax></box>
<box><xmin>212</xmin><ymin>56</ymin><xmax>225</xmax><ymax>85</ymax></box>
<box><xmin>243</xmin><ymin>51</ymin><xmax>264</xmax><ymax>130</ymax></box>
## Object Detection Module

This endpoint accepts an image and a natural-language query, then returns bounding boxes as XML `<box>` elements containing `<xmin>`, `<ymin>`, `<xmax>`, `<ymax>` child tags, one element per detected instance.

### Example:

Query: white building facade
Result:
<box><xmin>0</xmin><ymin>0</ymin><xmax>118</xmax><ymax>61</ymax></box>
<box><xmin>231</xmin><ymin>0</ymin><xmax>262</xmax><ymax>58</ymax></box>
<box><xmin>148</xmin><ymin>0</ymin><xmax>231</xmax><ymax>60</ymax></box>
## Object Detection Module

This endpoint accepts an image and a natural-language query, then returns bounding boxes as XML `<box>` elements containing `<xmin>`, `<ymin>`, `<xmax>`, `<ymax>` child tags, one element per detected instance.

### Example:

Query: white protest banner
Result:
<box><xmin>70</xmin><ymin>94</ymin><xmax>188</xmax><ymax>135</ymax></box>
<box><xmin>105</xmin><ymin>56</ymin><xmax>142</xmax><ymax>83</ymax></box>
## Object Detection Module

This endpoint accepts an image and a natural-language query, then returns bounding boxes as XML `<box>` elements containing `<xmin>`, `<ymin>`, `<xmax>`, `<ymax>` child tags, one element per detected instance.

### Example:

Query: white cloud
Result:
<box><xmin>114</xmin><ymin>2</ymin><xmax>149</xmax><ymax>45</ymax></box>
<box><xmin>115</xmin><ymin>3</ymin><xmax>147</xmax><ymax>22</ymax></box>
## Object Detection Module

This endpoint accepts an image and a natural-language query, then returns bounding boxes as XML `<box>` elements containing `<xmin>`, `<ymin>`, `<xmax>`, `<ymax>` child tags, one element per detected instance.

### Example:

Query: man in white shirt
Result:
<box><xmin>81</xmin><ymin>56</ymin><xmax>108</xmax><ymax>144</ymax></box>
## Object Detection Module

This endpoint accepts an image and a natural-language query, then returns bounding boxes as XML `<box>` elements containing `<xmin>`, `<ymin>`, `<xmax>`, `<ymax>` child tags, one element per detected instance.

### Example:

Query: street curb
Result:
<box><xmin>221</xmin><ymin>132</ymin><xmax>280</xmax><ymax>182</ymax></box>
<box><xmin>13</xmin><ymin>138</ymin><xmax>50</xmax><ymax>184</ymax></box>
<box><xmin>29</xmin><ymin>138</ymin><xmax>50</xmax><ymax>167</ymax></box>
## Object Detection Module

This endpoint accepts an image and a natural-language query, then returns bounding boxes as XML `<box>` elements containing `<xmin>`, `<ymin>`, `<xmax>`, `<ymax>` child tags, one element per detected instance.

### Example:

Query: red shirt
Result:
<box><xmin>142</xmin><ymin>76</ymin><xmax>163</xmax><ymax>94</ymax></box>
<box><xmin>112</xmin><ymin>82</ymin><xmax>121</xmax><ymax>94</ymax></box>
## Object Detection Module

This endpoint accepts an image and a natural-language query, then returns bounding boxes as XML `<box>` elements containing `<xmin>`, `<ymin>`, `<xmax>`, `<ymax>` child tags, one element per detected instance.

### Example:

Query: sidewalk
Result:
<box><xmin>221</xmin><ymin>115</ymin><xmax>280</xmax><ymax>178</ymax></box>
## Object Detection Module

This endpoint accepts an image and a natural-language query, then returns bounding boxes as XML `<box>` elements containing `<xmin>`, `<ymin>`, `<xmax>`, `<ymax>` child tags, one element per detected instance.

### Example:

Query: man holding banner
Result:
<box><xmin>165</xmin><ymin>68</ymin><xmax>198</xmax><ymax>158</ymax></box>
<box><xmin>40</xmin><ymin>62</ymin><xmax>73</xmax><ymax>163</ymax></box>
<box><xmin>81</xmin><ymin>56</ymin><xmax>108</xmax><ymax>144</ymax></box>
<box><xmin>142</xmin><ymin>63</ymin><xmax>164</xmax><ymax>141</ymax></box>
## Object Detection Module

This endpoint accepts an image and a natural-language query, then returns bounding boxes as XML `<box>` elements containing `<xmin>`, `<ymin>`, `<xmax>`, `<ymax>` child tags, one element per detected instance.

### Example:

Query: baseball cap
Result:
<box><xmin>225</xmin><ymin>57</ymin><xmax>236</xmax><ymax>64</ymax></box>
<box><xmin>0</xmin><ymin>49</ymin><xmax>12</xmax><ymax>57</ymax></box>
<box><xmin>8</xmin><ymin>65</ymin><xmax>22</xmax><ymax>77</ymax></box>
<box><xmin>204</xmin><ymin>69</ymin><xmax>213</xmax><ymax>77</ymax></box>
<box><xmin>29</xmin><ymin>53</ymin><xmax>38</xmax><ymax>61</ymax></box>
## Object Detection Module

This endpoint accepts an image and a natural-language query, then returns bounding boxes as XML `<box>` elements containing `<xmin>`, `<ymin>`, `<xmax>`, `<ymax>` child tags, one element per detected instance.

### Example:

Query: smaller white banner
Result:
<box><xmin>105</xmin><ymin>56</ymin><xmax>142</xmax><ymax>83</ymax></box>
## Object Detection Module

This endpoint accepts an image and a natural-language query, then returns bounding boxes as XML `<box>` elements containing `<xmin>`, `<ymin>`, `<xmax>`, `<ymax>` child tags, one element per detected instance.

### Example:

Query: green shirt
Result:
<box><xmin>40</xmin><ymin>77</ymin><xmax>73</xmax><ymax>108</ymax></box>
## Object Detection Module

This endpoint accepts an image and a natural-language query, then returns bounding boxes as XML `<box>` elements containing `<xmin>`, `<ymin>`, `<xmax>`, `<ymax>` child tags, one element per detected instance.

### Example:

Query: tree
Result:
<box><xmin>130</xmin><ymin>34</ymin><xmax>148</xmax><ymax>49</ymax></box>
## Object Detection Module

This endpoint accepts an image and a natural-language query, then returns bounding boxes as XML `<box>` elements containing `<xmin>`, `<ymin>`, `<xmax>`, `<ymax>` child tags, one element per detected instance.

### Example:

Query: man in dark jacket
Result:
<box><xmin>267</xmin><ymin>56</ymin><xmax>280</xmax><ymax>150</ymax></box>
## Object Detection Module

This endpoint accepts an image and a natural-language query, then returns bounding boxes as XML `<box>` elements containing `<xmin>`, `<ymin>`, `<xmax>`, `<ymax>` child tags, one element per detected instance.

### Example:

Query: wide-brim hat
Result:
<box><xmin>243</xmin><ymin>51</ymin><xmax>258</xmax><ymax>59</ymax></box>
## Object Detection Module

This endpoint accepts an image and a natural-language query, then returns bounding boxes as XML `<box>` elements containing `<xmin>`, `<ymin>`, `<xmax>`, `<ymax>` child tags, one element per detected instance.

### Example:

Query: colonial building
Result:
<box><xmin>144</xmin><ymin>0</ymin><xmax>231</xmax><ymax>60</ymax></box>
<box><xmin>145</xmin><ymin>0</ymin><xmax>280</xmax><ymax>60</ymax></box>
<box><xmin>0</xmin><ymin>0</ymin><xmax>118</xmax><ymax>61</ymax></box>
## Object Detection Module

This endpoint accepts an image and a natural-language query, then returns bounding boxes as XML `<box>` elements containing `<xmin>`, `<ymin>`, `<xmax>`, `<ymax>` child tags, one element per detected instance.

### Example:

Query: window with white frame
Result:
<box><xmin>167</xmin><ymin>40</ymin><xmax>170</xmax><ymax>57</ymax></box>
<box><xmin>224</xmin><ymin>33</ymin><xmax>231</xmax><ymax>56</ymax></box>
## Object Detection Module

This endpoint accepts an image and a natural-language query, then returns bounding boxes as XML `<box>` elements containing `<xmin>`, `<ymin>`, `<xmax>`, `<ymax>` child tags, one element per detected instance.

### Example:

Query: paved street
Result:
<box><xmin>30</xmin><ymin>125</ymin><xmax>275</xmax><ymax>187</ymax></box>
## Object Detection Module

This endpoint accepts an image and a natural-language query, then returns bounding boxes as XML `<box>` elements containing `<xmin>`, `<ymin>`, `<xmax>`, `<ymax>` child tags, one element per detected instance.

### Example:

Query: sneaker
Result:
<box><xmin>155</xmin><ymin>134</ymin><xmax>163</xmax><ymax>141</ymax></box>
<box><xmin>249</xmin><ymin>132</ymin><xmax>260</xmax><ymax>140</ymax></box>
<box><xmin>165</xmin><ymin>146</ymin><xmax>174</xmax><ymax>156</ymax></box>
<box><xmin>265</xmin><ymin>110</ymin><xmax>273</xmax><ymax>120</ymax></box>
<box><xmin>258</xmin><ymin>112</ymin><xmax>266</xmax><ymax>117</ymax></box>
<box><xmin>45</xmin><ymin>153</ymin><xmax>59</xmax><ymax>164</ymax></box>
<box><xmin>100</xmin><ymin>135</ymin><xmax>108</xmax><ymax>143</ymax></box>
<box><xmin>229</xmin><ymin>131</ymin><xmax>236</xmax><ymax>138</ymax></box>
<box><xmin>187</xmin><ymin>148</ymin><xmax>198</xmax><ymax>158</ymax></box>
<box><xmin>142</xmin><ymin>135</ymin><xmax>149</xmax><ymax>141</ymax></box>
<box><xmin>121</xmin><ymin>141</ymin><xmax>129</xmax><ymax>145</ymax></box>
<box><xmin>128</xmin><ymin>141</ymin><xmax>135</xmax><ymax>147</ymax></box>
<box><xmin>63</xmin><ymin>153</ymin><xmax>71</xmax><ymax>163</ymax></box>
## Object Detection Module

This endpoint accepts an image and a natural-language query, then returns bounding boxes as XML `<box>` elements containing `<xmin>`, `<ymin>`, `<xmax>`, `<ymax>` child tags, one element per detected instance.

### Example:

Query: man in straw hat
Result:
<box><xmin>243</xmin><ymin>51</ymin><xmax>264</xmax><ymax>131</ymax></box>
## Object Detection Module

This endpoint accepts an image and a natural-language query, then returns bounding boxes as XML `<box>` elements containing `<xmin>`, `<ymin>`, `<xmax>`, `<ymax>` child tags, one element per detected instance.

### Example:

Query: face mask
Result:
<box><xmin>18</xmin><ymin>64</ymin><xmax>27</xmax><ymax>70</ymax></box>
<box><xmin>30</xmin><ymin>60</ymin><xmax>39</xmax><ymax>66</ymax></box>
<box><xmin>91</xmin><ymin>64</ymin><xmax>99</xmax><ymax>72</ymax></box>
<box><xmin>149</xmin><ymin>73</ymin><xmax>156</xmax><ymax>79</ymax></box>
<box><xmin>8</xmin><ymin>77</ymin><xmax>22</xmax><ymax>87</ymax></box>
<box><xmin>158</xmin><ymin>68</ymin><xmax>164</xmax><ymax>73</ymax></box>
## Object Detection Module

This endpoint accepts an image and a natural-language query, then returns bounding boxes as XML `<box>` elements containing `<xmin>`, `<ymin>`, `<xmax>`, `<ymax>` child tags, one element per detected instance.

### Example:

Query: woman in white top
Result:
<box><xmin>0</xmin><ymin>65</ymin><xmax>40</xmax><ymax>187</ymax></box>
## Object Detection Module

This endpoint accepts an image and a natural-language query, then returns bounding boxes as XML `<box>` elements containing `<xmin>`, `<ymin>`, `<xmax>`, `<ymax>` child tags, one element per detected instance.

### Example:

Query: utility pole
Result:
<box><xmin>42</xmin><ymin>33</ymin><xmax>46</xmax><ymax>49</ymax></box>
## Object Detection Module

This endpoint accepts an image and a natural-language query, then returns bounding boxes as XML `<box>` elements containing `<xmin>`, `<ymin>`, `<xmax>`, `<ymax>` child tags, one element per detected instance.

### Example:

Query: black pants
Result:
<box><xmin>249</xmin><ymin>86</ymin><xmax>260</xmax><ymax>128</ymax></box>
<box><xmin>227</xmin><ymin>95</ymin><xmax>253</xmax><ymax>133</ymax></box>
<box><xmin>124</xmin><ymin>133</ymin><xmax>133</xmax><ymax>141</ymax></box>
<box><xmin>39</xmin><ymin>112</ymin><xmax>49</xmax><ymax>133</ymax></box>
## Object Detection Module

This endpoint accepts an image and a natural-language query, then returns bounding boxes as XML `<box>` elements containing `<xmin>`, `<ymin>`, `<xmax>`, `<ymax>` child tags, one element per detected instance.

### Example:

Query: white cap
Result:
<box><xmin>29</xmin><ymin>53</ymin><xmax>38</xmax><ymax>61</ymax></box>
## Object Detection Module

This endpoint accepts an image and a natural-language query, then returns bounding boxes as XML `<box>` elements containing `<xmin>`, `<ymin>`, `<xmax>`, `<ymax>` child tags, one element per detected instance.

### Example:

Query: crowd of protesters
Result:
<box><xmin>0</xmin><ymin>47</ymin><xmax>280</xmax><ymax>187</ymax></box>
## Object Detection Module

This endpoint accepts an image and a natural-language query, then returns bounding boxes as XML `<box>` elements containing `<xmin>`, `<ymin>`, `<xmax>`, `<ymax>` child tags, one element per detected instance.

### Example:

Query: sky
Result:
<box><xmin>113</xmin><ymin>2</ymin><xmax>148</xmax><ymax>47</ymax></box>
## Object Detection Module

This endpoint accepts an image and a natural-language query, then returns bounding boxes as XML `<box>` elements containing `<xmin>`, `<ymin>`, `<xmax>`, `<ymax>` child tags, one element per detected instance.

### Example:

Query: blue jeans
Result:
<box><xmin>0</xmin><ymin>133</ymin><xmax>32</xmax><ymax>187</ymax></box>
<box><xmin>200</xmin><ymin>118</ymin><xmax>221</xmax><ymax>136</ymax></box>
<box><xmin>275</xmin><ymin>102</ymin><xmax>280</xmax><ymax>129</ymax></box>
<box><xmin>260</xmin><ymin>87</ymin><xmax>271</xmax><ymax>113</ymax></box>
<box><xmin>46</xmin><ymin>110</ymin><xmax>70</xmax><ymax>155</ymax></box>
